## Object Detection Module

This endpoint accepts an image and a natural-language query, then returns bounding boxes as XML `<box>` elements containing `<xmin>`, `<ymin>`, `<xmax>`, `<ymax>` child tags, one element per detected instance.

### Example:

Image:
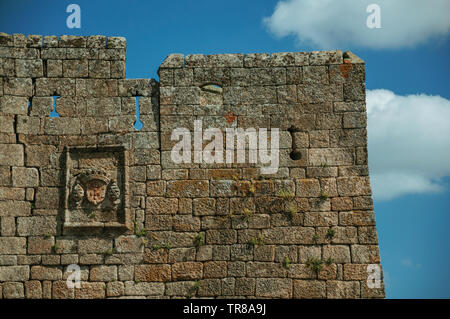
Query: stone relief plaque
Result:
<box><xmin>63</xmin><ymin>145</ymin><xmax>131</xmax><ymax>233</ymax></box>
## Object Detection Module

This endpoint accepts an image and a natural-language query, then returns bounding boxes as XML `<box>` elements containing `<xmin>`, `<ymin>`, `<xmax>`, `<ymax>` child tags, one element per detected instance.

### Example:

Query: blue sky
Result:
<box><xmin>1</xmin><ymin>0</ymin><xmax>449</xmax><ymax>298</ymax></box>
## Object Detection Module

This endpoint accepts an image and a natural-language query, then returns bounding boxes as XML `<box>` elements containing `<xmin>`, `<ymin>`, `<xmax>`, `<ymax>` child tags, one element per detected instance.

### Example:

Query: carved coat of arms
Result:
<box><xmin>70</xmin><ymin>169</ymin><xmax>121</xmax><ymax>210</ymax></box>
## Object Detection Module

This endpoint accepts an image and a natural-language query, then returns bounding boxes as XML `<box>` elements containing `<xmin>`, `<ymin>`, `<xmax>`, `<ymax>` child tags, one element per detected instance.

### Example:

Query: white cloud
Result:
<box><xmin>367</xmin><ymin>89</ymin><xmax>450</xmax><ymax>200</ymax></box>
<box><xmin>401</xmin><ymin>258</ymin><xmax>422</xmax><ymax>269</ymax></box>
<box><xmin>264</xmin><ymin>0</ymin><xmax>450</xmax><ymax>49</ymax></box>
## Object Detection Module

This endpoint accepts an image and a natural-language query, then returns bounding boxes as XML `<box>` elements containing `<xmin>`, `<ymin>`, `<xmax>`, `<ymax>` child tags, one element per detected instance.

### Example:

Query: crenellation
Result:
<box><xmin>0</xmin><ymin>32</ymin><xmax>383</xmax><ymax>299</ymax></box>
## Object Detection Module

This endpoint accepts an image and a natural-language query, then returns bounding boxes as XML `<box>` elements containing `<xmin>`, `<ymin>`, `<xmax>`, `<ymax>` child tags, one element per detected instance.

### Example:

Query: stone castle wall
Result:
<box><xmin>0</xmin><ymin>32</ymin><xmax>384</xmax><ymax>299</ymax></box>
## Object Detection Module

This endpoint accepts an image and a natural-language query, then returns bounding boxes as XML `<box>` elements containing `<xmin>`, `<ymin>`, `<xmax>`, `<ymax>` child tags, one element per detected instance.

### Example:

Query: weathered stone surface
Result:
<box><xmin>17</xmin><ymin>216</ymin><xmax>57</xmax><ymax>236</ymax></box>
<box><xmin>25</xmin><ymin>280</ymin><xmax>42</xmax><ymax>299</ymax></box>
<box><xmin>124</xmin><ymin>281</ymin><xmax>164</xmax><ymax>296</ymax></box>
<box><xmin>0</xmin><ymin>34</ymin><xmax>383</xmax><ymax>299</ymax></box>
<box><xmin>118</xmin><ymin>265</ymin><xmax>134</xmax><ymax>281</ymax></box>
<box><xmin>165</xmin><ymin>281</ymin><xmax>197</xmax><ymax>296</ymax></box>
<box><xmin>2</xmin><ymin>282</ymin><xmax>25</xmax><ymax>298</ymax></box>
<box><xmin>134</xmin><ymin>264</ymin><xmax>171</xmax><ymax>282</ymax></box>
<box><xmin>361</xmin><ymin>279</ymin><xmax>385</xmax><ymax>298</ymax></box>
<box><xmin>203</xmin><ymin>261</ymin><xmax>227</xmax><ymax>278</ymax></box>
<box><xmin>309</xmin><ymin>148</ymin><xmax>353</xmax><ymax>166</ymax></box>
<box><xmin>3</xmin><ymin>77</ymin><xmax>32</xmax><ymax>96</ymax></box>
<box><xmin>106</xmin><ymin>281</ymin><xmax>124</xmax><ymax>297</ymax></box>
<box><xmin>0</xmin><ymin>255</ymin><xmax>17</xmax><ymax>266</ymax></box>
<box><xmin>0</xmin><ymin>217</ymin><xmax>16</xmax><ymax>237</ymax></box>
<box><xmin>247</xmin><ymin>262</ymin><xmax>286</xmax><ymax>278</ymax></box>
<box><xmin>296</xmin><ymin>178</ymin><xmax>320</xmax><ymax>197</ymax></box>
<box><xmin>90</xmin><ymin>265</ymin><xmax>117</xmax><ymax>282</ymax></box>
<box><xmin>351</xmin><ymin>244</ymin><xmax>380</xmax><ymax>264</ymax></box>
<box><xmin>0</xmin><ymin>144</ymin><xmax>24</xmax><ymax>166</ymax></box>
<box><xmin>337</xmin><ymin>177</ymin><xmax>372</xmax><ymax>196</ymax></box>
<box><xmin>172</xmin><ymin>262</ymin><xmax>203</xmax><ymax>281</ymax></box>
<box><xmin>0</xmin><ymin>115</ymin><xmax>14</xmax><ymax>134</ymax></box>
<box><xmin>327</xmin><ymin>280</ymin><xmax>360</xmax><ymax>298</ymax></box>
<box><xmin>172</xmin><ymin>215</ymin><xmax>201</xmax><ymax>232</ymax></box>
<box><xmin>0</xmin><ymin>188</ymin><xmax>24</xmax><ymax>201</ymax></box>
<box><xmin>0</xmin><ymin>265</ymin><xmax>29</xmax><ymax>281</ymax></box>
<box><xmin>11</xmin><ymin>167</ymin><xmax>39</xmax><ymax>187</ymax></box>
<box><xmin>197</xmin><ymin>278</ymin><xmax>222</xmax><ymax>296</ymax></box>
<box><xmin>166</xmin><ymin>180</ymin><xmax>209</xmax><ymax>198</ymax></box>
<box><xmin>31</xmin><ymin>266</ymin><xmax>62</xmax><ymax>280</ymax></box>
<box><xmin>44</xmin><ymin>117</ymin><xmax>81</xmax><ymax>135</ymax></box>
<box><xmin>114</xmin><ymin>236</ymin><xmax>144</xmax><ymax>253</ymax></box>
<box><xmin>0</xmin><ymin>237</ymin><xmax>27</xmax><ymax>255</ymax></box>
<box><xmin>293</xmin><ymin>280</ymin><xmax>326</xmax><ymax>298</ymax></box>
<box><xmin>262</xmin><ymin>227</ymin><xmax>315</xmax><ymax>244</ymax></box>
<box><xmin>16</xmin><ymin>59</ymin><xmax>43</xmax><ymax>77</ymax></box>
<box><xmin>78</xmin><ymin>238</ymin><xmax>112</xmax><ymax>254</ymax></box>
<box><xmin>323</xmin><ymin>245</ymin><xmax>351</xmax><ymax>263</ymax></box>
<box><xmin>145</xmin><ymin>197</ymin><xmax>178</xmax><ymax>215</ymax></box>
<box><xmin>255</xmin><ymin>278</ymin><xmax>292</xmax><ymax>298</ymax></box>
<box><xmin>35</xmin><ymin>187</ymin><xmax>60</xmax><ymax>209</ymax></box>
<box><xmin>52</xmin><ymin>280</ymin><xmax>74</xmax><ymax>299</ymax></box>
<box><xmin>27</xmin><ymin>237</ymin><xmax>54</xmax><ymax>255</ymax></box>
<box><xmin>358</xmin><ymin>226</ymin><xmax>379</xmax><ymax>244</ymax></box>
<box><xmin>75</xmin><ymin>282</ymin><xmax>106</xmax><ymax>299</ymax></box>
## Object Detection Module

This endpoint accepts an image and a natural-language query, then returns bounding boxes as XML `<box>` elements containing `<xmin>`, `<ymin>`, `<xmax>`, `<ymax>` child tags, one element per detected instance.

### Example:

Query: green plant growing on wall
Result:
<box><xmin>243</xmin><ymin>208</ymin><xmax>253</xmax><ymax>222</ymax></box>
<box><xmin>52</xmin><ymin>243</ymin><xmax>59</xmax><ymax>254</ymax></box>
<box><xmin>248</xmin><ymin>180</ymin><xmax>256</xmax><ymax>195</ymax></box>
<box><xmin>248</xmin><ymin>233</ymin><xmax>264</xmax><ymax>247</ymax></box>
<box><xmin>187</xmin><ymin>280</ymin><xmax>200</xmax><ymax>299</ymax></box>
<box><xmin>319</xmin><ymin>192</ymin><xmax>329</xmax><ymax>201</ymax></box>
<box><xmin>248</xmin><ymin>237</ymin><xmax>258</xmax><ymax>247</ymax></box>
<box><xmin>325</xmin><ymin>257</ymin><xmax>333</xmax><ymax>266</ymax></box>
<box><xmin>325</xmin><ymin>227</ymin><xmax>335</xmax><ymax>240</ymax></box>
<box><xmin>277</xmin><ymin>189</ymin><xmax>295</xmax><ymax>200</ymax></box>
<box><xmin>287</xmin><ymin>203</ymin><xmax>298</xmax><ymax>219</ymax></box>
<box><xmin>151</xmin><ymin>242</ymin><xmax>171</xmax><ymax>250</ymax></box>
<box><xmin>194</xmin><ymin>232</ymin><xmax>205</xmax><ymax>249</ymax></box>
<box><xmin>313</xmin><ymin>233</ymin><xmax>319</xmax><ymax>244</ymax></box>
<box><xmin>89</xmin><ymin>212</ymin><xmax>96</xmax><ymax>219</ymax></box>
<box><xmin>152</xmin><ymin>244</ymin><xmax>162</xmax><ymax>251</ymax></box>
<box><xmin>282</xmin><ymin>256</ymin><xmax>291</xmax><ymax>269</ymax></box>
<box><xmin>319</xmin><ymin>162</ymin><xmax>329</xmax><ymax>168</ymax></box>
<box><xmin>135</xmin><ymin>227</ymin><xmax>147</xmax><ymax>237</ymax></box>
<box><xmin>105</xmin><ymin>248</ymin><xmax>116</xmax><ymax>256</ymax></box>
<box><xmin>306</xmin><ymin>257</ymin><xmax>323</xmax><ymax>274</ymax></box>
<box><xmin>258</xmin><ymin>233</ymin><xmax>264</xmax><ymax>245</ymax></box>
<box><xmin>43</xmin><ymin>233</ymin><xmax>52</xmax><ymax>239</ymax></box>
<box><xmin>134</xmin><ymin>222</ymin><xmax>147</xmax><ymax>238</ymax></box>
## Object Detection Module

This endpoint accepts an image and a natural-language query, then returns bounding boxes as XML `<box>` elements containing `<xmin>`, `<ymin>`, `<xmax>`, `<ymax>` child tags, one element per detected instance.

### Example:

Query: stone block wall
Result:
<box><xmin>0</xmin><ymin>32</ymin><xmax>384</xmax><ymax>299</ymax></box>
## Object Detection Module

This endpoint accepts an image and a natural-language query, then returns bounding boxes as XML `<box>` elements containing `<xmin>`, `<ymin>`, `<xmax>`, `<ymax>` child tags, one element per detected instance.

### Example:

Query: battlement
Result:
<box><xmin>0</xmin><ymin>33</ymin><xmax>383</xmax><ymax>299</ymax></box>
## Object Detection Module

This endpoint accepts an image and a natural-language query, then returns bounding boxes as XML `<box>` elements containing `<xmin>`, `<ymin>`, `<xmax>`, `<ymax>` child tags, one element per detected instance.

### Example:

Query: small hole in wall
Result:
<box><xmin>288</xmin><ymin>125</ymin><xmax>302</xmax><ymax>160</ymax></box>
<box><xmin>50</xmin><ymin>96</ymin><xmax>60</xmax><ymax>117</ymax></box>
<box><xmin>134</xmin><ymin>96</ymin><xmax>143</xmax><ymax>130</ymax></box>
<box><xmin>200</xmin><ymin>83</ymin><xmax>223</xmax><ymax>94</ymax></box>
<box><xmin>290</xmin><ymin>151</ymin><xmax>302</xmax><ymax>161</ymax></box>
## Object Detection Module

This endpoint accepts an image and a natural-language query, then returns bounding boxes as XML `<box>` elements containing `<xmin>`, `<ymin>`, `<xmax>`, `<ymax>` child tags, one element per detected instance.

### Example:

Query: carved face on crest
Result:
<box><xmin>86</xmin><ymin>179</ymin><xmax>107</xmax><ymax>205</ymax></box>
